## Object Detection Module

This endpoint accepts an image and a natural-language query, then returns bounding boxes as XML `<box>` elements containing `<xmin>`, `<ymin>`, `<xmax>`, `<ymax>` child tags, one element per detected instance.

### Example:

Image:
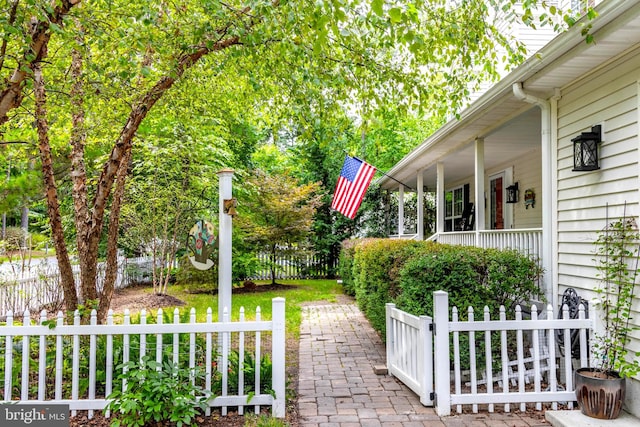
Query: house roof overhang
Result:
<box><xmin>379</xmin><ymin>0</ymin><xmax>640</xmax><ymax>191</ymax></box>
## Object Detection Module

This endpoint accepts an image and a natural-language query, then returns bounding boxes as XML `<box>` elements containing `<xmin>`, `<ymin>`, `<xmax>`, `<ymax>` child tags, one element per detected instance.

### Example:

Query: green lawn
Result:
<box><xmin>154</xmin><ymin>279</ymin><xmax>344</xmax><ymax>338</ymax></box>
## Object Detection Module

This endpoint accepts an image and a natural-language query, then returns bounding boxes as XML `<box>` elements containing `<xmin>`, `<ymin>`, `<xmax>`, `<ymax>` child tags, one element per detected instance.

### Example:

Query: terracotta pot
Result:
<box><xmin>575</xmin><ymin>367</ymin><xmax>626</xmax><ymax>419</ymax></box>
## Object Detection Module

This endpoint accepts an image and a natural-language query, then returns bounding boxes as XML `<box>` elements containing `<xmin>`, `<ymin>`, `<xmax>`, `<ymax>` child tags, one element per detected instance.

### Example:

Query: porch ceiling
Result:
<box><xmin>380</xmin><ymin>0</ymin><xmax>640</xmax><ymax>192</ymax></box>
<box><xmin>408</xmin><ymin>107</ymin><xmax>541</xmax><ymax>192</ymax></box>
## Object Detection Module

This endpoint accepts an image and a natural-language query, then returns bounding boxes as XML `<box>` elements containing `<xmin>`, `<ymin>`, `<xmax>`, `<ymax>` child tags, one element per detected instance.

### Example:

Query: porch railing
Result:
<box><xmin>432</xmin><ymin>228</ymin><xmax>542</xmax><ymax>260</ymax></box>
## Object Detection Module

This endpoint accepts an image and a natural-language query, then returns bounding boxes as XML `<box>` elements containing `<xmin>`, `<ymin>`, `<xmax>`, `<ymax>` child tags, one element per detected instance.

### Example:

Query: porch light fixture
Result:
<box><xmin>572</xmin><ymin>125</ymin><xmax>601</xmax><ymax>172</ymax></box>
<box><xmin>506</xmin><ymin>182</ymin><xmax>519</xmax><ymax>204</ymax></box>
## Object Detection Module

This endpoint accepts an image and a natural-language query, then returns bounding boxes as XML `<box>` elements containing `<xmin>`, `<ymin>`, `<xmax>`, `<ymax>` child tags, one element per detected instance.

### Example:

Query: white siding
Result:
<box><xmin>512</xmin><ymin>147</ymin><xmax>543</xmax><ymax>229</ymax></box>
<box><xmin>556</xmin><ymin>46</ymin><xmax>640</xmax><ymax>374</ymax></box>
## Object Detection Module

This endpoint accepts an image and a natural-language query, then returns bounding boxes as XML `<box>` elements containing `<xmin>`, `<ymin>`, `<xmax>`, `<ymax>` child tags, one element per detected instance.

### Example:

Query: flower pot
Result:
<box><xmin>575</xmin><ymin>367</ymin><xmax>626</xmax><ymax>419</ymax></box>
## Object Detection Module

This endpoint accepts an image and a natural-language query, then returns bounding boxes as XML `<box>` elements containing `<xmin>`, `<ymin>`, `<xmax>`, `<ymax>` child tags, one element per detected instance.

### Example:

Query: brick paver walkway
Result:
<box><xmin>297</xmin><ymin>302</ymin><xmax>551</xmax><ymax>427</ymax></box>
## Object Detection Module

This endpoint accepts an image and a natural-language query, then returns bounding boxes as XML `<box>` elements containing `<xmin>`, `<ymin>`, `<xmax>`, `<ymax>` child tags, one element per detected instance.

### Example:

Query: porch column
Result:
<box><xmin>436</xmin><ymin>162</ymin><xmax>445</xmax><ymax>234</ymax></box>
<box><xmin>513</xmin><ymin>82</ymin><xmax>554</xmax><ymax>305</ymax></box>
<box><xmin>398</xmin><ymin>184</ymin><xmax>405</xmax><ymax>236</ymax></box>
<box><xmin>417</xmin><ymin>171</ymin><xmax>424</xmax><ymax>240</ymax></box>
<box><xmin>474</xmin><ymin>138</ymin><xmax>485</xmax><ymax>236</ymax></box>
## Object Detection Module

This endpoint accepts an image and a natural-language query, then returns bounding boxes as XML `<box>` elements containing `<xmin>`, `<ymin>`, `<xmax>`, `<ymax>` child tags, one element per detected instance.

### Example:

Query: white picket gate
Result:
<box><xmin>385</xmin><ymin>304</ymin><xmax>433</xmax><ymax>406</ymax></box>
<box><xmin>0</xmin><ymin>298</ymin><xmax>286</xmax><ymax>418</ymax></box>
<box><xmin>386</xmin><ymin>291</ymin><xmax>593</xmax><ymax>416</ymax></box>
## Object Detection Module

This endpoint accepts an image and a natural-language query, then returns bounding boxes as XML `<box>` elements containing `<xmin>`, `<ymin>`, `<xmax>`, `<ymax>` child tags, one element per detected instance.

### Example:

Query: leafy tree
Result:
<box><xmin>0</xmin><ymin>0</ymin><xmax>590</xmax><ymax>321</ymax></box>
<box><xmin>238</xmin><ymin>170</ymin><xmax>322</xmax><ymax>284</ymax></box>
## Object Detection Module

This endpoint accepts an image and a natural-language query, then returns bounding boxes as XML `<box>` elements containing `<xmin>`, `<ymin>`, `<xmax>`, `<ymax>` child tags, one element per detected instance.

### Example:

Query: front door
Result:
<box><xmin>490</xmin><ymin>174</ymin><xmax>504</xmax><ymax>230</ymax></box>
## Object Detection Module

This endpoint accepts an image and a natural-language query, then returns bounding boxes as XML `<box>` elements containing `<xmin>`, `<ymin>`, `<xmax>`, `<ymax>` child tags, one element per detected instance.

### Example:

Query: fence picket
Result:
<box><xmin>4</xmin><ymin>311</ymin><xmax>12</xmax><ymax>401</ymax></box>
<box><xmin>105</xmin><ymin>310</ymin><xmax>114</xmax><ymax>418</ymax></box>
<box><xmin>89</xmin><ymin>310</ymin><xmax>97</xmax><ymax>418</ymax></box>
<box><xmin>189</xmin><ymin>308</ymin><xmax>196</xmax><ymax>387</ymax></box>
<box><xmin>452</xmin><ymin>307</ymin><xmax>461</xmax><ymax>414</ymax></box>
<box><xmin>499</xmin><ymin>306</ymin><xmax>509</xmax><ymax>413</ymax></box>
<box><xmin>468</xmin><ymin>307</ymin><xmax>478</xmax><ymax>414</ymax></box>
<box><xmin>123</xmin><ymin>310</ymin><xmax>130</xmax><ymax>392</ymax></box>
<box><xmin>546</xmin><ymin>304</ymin><xmax>558</xmax><ymax>411</ymax></box>
<box><xmin>72</xmin><ymin>310</ymin><xmax>80</xmax><ymax>416</ymax></box>
<box><xmin>173</xmin><ymin>309</ymin><xmax>180</xmax><ymax>366</ymax></box>
<box><xmin>156</xmin><ymin>309</ymin><xmax>163</xmax><ymax>369</ymax></box>
<box><xmin>254</xmin><ymin>306</ymin><xmax>261</xmax><ymax>415</ymax></box>
<box><xmin>140</xmin><ymin>310</ymin><xmax>147</xmax><ymax>362</ymax></box>
<box><xmin>38</xmin><ymin>310</ymin><xmax>47</xmax><ymax>401</ymax></box>
<box><xmin>21</xmin><ymin>310</ymin><xmax>30</xmax><ymax>401</ymax></box>
<box><xmin>531</xmin><ymin>305</ymin><xmax>541</xmax><ymax>411</ymax></box>
<box><xmin>55</xmin><ymin>311</ymin><xmax>63</xmax><ymax>401</ymax></box>
<box><xmin>483</xmin><ymin>307</ymin><xmax>493</xmax><ymax>413</ymax></box>
<box><xmin>205</xmin><ymin>308</ymin><xmax>213</xmax><ymax>417</ymax></box>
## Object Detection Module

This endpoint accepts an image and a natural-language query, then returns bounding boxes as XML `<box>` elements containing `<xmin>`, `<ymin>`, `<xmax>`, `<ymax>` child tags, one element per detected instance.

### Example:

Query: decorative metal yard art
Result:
<box><xmin>186</xmin><ymin>219</ymin><xmax>216</xmax><ymax>270</ymax></box>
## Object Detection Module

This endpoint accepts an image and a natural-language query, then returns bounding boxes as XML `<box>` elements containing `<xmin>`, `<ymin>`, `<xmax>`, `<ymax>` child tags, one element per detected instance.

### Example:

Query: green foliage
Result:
<box><xmin>396</xmin><ymin>246</ymin><xmax>543</xmax><ymax>319</ymax></box>
<box><xmin>106</xmin><ymin>356</ymin><xmax>210</xmax><ymax>427</ymax></box>
<box><xmin>350</xmin><ymin>238</ymin><xmax>427</xmax><ymax>333</ymax></box>
<box><xmin>238</xmin><ymin>170</ymin><xmax>322</xmax><ymax>284</ymax></box>
<box><xmin>343</xmin><ymin>238</ymin><xmax>543</xmax><ymax>336</ymax></box>
<box><xmin>243</xmin><ymin>413</ymin><xmax>290</xmax><ymax>427</ymax></box>
<box><xmin>212</xmin><ymin>350</ymin><xmax>274</xmax><ymax>397</ymax></box>
<box><xmin>592</xmin><ymin>215</ymin><xmax>640</xmax><ymax>378</ymax></box>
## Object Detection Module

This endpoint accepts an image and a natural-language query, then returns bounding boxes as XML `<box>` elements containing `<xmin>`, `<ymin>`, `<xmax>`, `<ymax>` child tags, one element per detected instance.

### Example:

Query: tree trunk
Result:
<box><xmin>69</xmin><ymin>30</ymin><xmax>98</xmax><ymax>303</ymax></box>
<box><xmin>33</xmin><ymin>64</ymin><xmax>78</xmax><ymax>311</ymax></box>
<box><xmin>98</xmin><ymin>147</ymin><xmax>131</xmax><ymax>323</ymax></box>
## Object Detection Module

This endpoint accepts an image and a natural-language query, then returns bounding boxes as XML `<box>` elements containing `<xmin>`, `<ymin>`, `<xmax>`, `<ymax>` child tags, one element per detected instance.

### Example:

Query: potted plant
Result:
<box><xmin>575</xmin><ymin>211</ymin><xmax>640</xmax><ymax>419</ymax></box>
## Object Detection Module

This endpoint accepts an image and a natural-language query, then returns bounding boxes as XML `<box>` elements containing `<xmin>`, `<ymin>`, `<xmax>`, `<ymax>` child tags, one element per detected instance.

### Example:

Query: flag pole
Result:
<box><xmin>343</xmin><ymin>151</ymin><xmax>416</xmax><ymax>191</ymax></box>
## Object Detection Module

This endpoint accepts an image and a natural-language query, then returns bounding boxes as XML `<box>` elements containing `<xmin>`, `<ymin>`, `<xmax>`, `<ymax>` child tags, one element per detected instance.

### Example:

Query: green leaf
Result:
<box><xmin>372</xmin><ymin>0</ymin><xmax>383</xmax><ymax>17</ymax></box>
<box><xmin>388</xmin><ymin>7</ymin><xmax>402</xmax><ymax>23</ymax></box>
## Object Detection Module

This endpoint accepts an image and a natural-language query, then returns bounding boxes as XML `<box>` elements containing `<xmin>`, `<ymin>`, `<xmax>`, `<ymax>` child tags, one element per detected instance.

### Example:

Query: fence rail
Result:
<box><xmin>0</xmin><ymin>298</ymin><xmax>286</xmax><ymax>418</ymax></box>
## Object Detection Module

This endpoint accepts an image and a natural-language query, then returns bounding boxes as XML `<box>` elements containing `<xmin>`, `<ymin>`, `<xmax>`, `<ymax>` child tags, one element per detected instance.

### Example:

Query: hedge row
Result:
<box><xmin>338</xmin><ymin>238</ymin><xmax>544</xmax><ymax>336</ymax></box>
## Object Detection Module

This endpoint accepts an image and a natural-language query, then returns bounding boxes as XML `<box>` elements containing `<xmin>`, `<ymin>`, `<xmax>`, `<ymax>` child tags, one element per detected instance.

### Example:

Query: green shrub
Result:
<box><xmin>351</xmin><ymin>238</ymin><xmax>429</xmax><ymax>333</ymax></box>
<box><xmin>347</xmin><ymin>239</ymin><xmax>543</xmax><ymax>336</ymax></box>
<box><xmin>106</xmin><ymin>356</ymin><xmax>210</xmax><ymax>427</ymax></box>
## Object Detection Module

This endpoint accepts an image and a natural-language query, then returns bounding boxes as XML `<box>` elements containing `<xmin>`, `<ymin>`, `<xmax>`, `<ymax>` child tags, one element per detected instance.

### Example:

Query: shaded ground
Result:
<box><xmin>70</xmin><ymin>283</ymin><xmax>300</xmax><ymax>427</ymax></box>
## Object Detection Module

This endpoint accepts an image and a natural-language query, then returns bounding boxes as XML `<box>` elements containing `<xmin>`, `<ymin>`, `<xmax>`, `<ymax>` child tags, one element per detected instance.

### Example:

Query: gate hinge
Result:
<box><xmin>430</xmin><ymin>392</ymin><xmax>436</xmax><ymax>405</ymax></box>
<box><xmin>429</xmin><ymin>322</ymin><xmax>434</xmax><ymax>333</ymax></box>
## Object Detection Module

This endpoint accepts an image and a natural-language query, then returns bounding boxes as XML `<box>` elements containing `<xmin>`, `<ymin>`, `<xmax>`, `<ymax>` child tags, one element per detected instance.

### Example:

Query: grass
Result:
<box><xmin>131</xmin><ymin>279</ymin><xmax>344</xmax><ymax>338</ymax></box>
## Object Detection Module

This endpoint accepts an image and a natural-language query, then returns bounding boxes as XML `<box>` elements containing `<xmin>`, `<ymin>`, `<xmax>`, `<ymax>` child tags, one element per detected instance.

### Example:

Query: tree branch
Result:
<box><xmin>0</xmin><ymin>0</ymin><xmax>82</xmax><ymax>126</ymax></box>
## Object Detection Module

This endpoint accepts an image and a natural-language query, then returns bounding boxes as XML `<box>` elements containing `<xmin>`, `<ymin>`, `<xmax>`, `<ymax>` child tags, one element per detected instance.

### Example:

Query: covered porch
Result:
<box><xmin>380</xmin><ymin>81</ymin><xmax>553</xmax><ymax>302</ymax></box>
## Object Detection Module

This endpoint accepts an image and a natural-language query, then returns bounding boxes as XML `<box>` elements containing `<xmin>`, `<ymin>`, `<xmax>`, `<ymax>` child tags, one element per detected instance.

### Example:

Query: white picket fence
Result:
<box><xmin>0</xmin><ymin>298</ymin><xmax>286</xmax><ymax>418</ymax></box>
<box><xmin>386</xmin><ymin>291</ymin><xmax>593</xmax><ymax>416</ymax></box>
<box><xmin>0</xmin><ymin>256</ymin><xmax>157</xmax><ymax>315</ymax></box>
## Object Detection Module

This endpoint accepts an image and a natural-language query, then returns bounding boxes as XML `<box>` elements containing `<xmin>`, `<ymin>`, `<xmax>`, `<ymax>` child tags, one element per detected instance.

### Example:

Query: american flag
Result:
<box><xmin>331</xmin><ymin>155</ymin><xmax>377</xmax><ymax>219</ymax></box>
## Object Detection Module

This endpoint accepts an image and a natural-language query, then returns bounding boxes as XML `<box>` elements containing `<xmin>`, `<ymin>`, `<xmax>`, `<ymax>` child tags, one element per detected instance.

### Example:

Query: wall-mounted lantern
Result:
<box><xmin>572</xmin><ymin>125</ymin><xmax>601</xmax><ymax>172</ymax></box>
<box><xmin>506</xmin><ymin>182</ymin><xmax>519</xmax><ymax>204</ymax></box>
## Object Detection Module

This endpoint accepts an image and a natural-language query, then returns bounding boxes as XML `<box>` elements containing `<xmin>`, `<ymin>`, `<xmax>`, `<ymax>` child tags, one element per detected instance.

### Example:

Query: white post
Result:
<box><xmin>271</xmin><ymin>297</ymin><xmax>286</xmax><ymax>417</ymax></box>
<box><xmin>417</xmin><ymin>172</ymin><xmax>424</xmax><ymax>240</ymax></box>
<box><xmin>398</xmin><ymin>184</ymin><xmax>405</xmax><ymax>236</ymax></box>
<box><xmin>474</xmin><ymin>138</ymin><xmax>485</xmax><ymax>237</ymax></box>
<box><xmin>433</xmin><ymin>290</ymin><xmax>450</xmax><ymax>416</ymax></box>
<box><xmin>218</xmin><ymin>169</ymin><xmax>234</xmax><ymax>321</ymax></box>
<box><xmin>436</xmin><ymin>163</ymin><xmax>445</xmax><ymax>234</ymax></box>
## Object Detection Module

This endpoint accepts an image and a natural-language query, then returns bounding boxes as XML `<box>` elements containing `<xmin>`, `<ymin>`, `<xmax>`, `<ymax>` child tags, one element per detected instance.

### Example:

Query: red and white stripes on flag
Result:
<box><xmin>331</xmin><ymin>155</ymin><xmax>377</xmax><ymax>219</ymax></box>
